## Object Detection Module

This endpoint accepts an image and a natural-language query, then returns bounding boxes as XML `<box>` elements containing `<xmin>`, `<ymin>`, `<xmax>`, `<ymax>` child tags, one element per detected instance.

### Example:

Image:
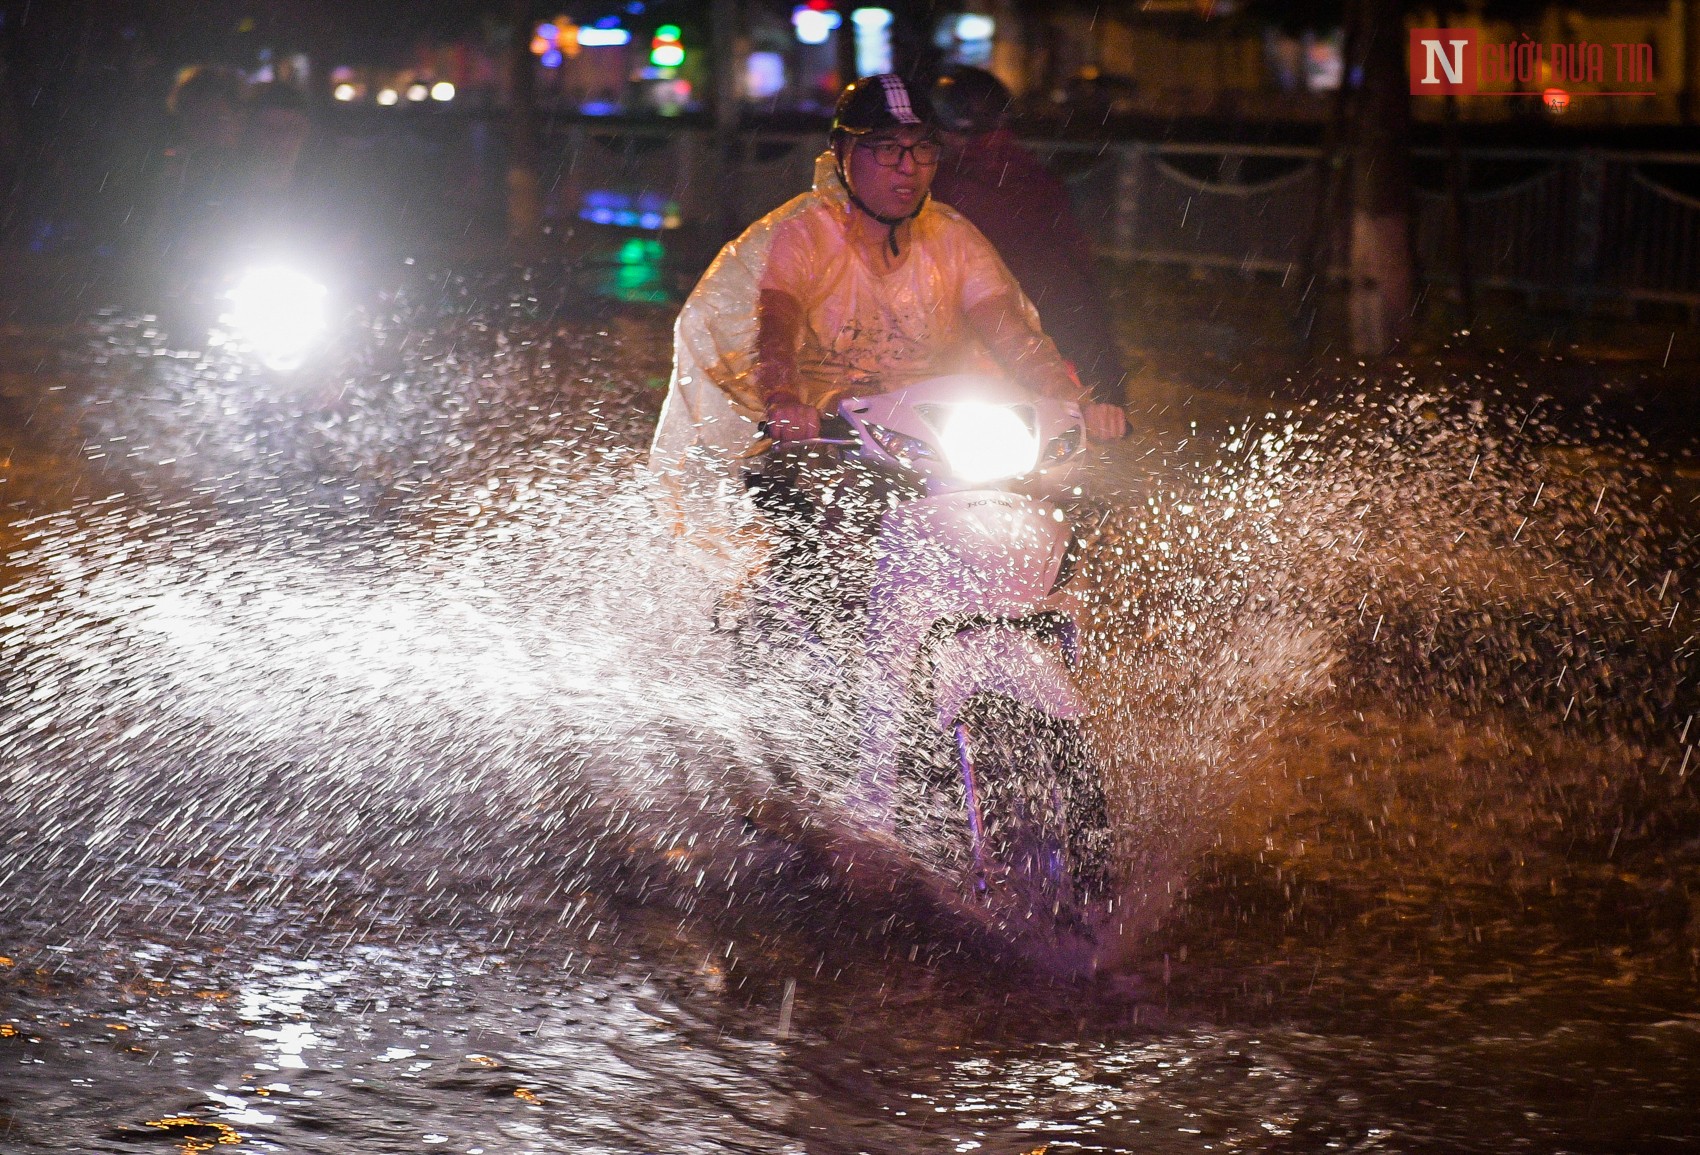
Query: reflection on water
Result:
<box><xmin>595</xmin><ymin>236</ymin><xmax>672</xmax><ymax>304</ymax></box>
<box><xmin>579</xmin><ymin>190</ymin><xmax>683</xmax><ymax>233</ymax></box>
<box><xmin>5</xmin><ymin>888</ymin><xmax>1696</xmax><ymax>1152</ymax></box>
<box><xmin>240</xmin><ymin>961</ymin><xmax>330</xmax><ymax>1071</ymax></box>
<box><xmin>0</xmin><ymin>293</ymin><xmax>1696</xmax><ymax>1151</ymax></box>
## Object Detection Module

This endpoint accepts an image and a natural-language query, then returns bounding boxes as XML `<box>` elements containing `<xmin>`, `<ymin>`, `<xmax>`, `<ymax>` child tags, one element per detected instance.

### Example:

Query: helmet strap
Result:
<box><xmin>834</xmin><ymin>160</ymin><xmax>925</xmax><ymax>257</ymax></box>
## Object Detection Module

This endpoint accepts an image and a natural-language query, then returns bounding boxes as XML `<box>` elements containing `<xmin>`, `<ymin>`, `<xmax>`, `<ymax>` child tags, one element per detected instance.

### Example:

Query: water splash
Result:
<box><xmin>1</xmin><ymin>291</ymin><xmax>1693</xmax><ymax>987</ymax></box>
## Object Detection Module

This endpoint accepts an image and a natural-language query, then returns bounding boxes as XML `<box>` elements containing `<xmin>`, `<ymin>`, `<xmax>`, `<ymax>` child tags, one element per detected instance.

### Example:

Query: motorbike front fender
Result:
<box><xmin>929</xmin><ymin>625</ymin><xmax>1086</xmax><ymax>731</ymax></box>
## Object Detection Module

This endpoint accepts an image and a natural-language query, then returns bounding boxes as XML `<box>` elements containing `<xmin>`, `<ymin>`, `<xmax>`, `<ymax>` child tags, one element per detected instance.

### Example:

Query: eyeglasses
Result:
<box><xmin>856</xmin><ymin>137</ymin><xmax>942</xmax><ymax>167</ymax></box>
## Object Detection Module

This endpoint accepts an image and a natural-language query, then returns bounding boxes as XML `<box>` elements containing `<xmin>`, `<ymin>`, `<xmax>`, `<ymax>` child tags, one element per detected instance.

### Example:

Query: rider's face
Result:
<box><xmin>841</xmin><ymin>127</ymin><xmax>938</xmax><ymax>221</ymax></box>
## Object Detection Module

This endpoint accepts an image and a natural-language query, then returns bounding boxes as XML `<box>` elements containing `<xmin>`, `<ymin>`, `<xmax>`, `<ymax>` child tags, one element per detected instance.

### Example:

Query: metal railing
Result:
<box><xmin>536</xmin><ymin>123</ymin><xmax>1700</xmax><ymax>312</ymax></box>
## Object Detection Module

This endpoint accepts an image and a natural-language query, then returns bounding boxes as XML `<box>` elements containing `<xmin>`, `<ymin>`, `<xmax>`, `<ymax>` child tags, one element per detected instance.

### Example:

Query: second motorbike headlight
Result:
<box><xmin>226</xmin><ymin>266</ymin><xmax>328</xmax><ymax>372</ymax></box>
<box><xmin>937</xmin><ymin>403</ymin><xmax>1040</xmax><ymax>484</ymax></box>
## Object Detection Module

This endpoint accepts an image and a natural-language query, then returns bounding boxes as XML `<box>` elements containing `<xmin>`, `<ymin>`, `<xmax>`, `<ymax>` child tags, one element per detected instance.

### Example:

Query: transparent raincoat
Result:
<box><xmin>647</xmin><ymin>150</ymin><xmax>1057</xmax><ymax>550</ymax></box>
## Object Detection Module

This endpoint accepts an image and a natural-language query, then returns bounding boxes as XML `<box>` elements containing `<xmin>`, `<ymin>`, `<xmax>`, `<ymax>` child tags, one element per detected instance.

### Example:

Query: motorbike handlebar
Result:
<box><xmin>757</xmin><ymin>411</ymin><xmax>858</xmax><ymax>446</ymax></box>
<box><xmin>818</xmin><ymin>412</ymin><xmax>854</xmax><ymax>440</ymax></box>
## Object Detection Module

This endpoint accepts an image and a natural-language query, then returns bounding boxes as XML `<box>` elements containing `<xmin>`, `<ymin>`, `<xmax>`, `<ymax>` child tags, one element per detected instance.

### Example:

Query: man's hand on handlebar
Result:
<box><xmin>1083</xmin><ymin>402</ymin><xmax>1128</xmax><ymax>442</ymax></box>
<box><xmin>765</xmin><ymin>399</ymin><xmax>821</xmax><ymax>442</ymax></box>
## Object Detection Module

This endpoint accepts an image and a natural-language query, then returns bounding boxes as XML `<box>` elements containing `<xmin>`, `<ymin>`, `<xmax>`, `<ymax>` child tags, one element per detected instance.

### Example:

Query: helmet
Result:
<box><xmin>832</xmin><ymin>74</ymin><xmax>935</xmax><ymax>137</ymax></box>
<box><xmin>931</xmin><ymin>66</ymin><xmax>1011</xmax><ymax>135</ymax></box>
<box><xmin>167</xmin><ymin>64</ymin><xmax>244</xmax><ymax>117</ymax></box>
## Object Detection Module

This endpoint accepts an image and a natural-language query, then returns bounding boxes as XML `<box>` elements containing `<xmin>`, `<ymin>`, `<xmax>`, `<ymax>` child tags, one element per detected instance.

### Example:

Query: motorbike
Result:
<box><xmin>141</xmin><ymin>247</ymin><xmax>334</xmax><ymax>377</ymax></box>
<box><xmin>88</xmin><ymin>224</ymin><xmax>367</xmax><ymax>505</ymax></box>
<box><xmin>131</xmin><ymin>129</ymin><xmax>340</xmax><ymax>378</ymax></box>
<box><xmin>731</xmin><ymin>373</ymin><xmax>1115</xmax><ymax>966</ymax></box>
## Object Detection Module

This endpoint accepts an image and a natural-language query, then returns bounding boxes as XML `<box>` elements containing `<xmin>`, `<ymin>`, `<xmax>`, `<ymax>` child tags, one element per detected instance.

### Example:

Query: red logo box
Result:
<box><xmin>1410</xmin><ymin>28</ymin><xmax>1478</xmax><ymax>95</ymax></box>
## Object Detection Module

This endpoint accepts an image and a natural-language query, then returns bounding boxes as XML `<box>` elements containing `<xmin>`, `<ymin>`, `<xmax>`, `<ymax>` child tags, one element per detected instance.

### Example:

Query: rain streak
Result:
<box><xmin>1</xmin><ymin>271</ymin><xmax>1696</xmax><ymax>1151</ymax></box>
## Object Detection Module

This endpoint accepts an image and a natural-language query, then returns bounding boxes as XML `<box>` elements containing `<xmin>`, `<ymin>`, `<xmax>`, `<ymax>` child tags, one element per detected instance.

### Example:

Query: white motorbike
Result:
<box><xmin>735</xmin><ymin>373</ymin><xmax>1113</xmax><ymax>962</ymax></box>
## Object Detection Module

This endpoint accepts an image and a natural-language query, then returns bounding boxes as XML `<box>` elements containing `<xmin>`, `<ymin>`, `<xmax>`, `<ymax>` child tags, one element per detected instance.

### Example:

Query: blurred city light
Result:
<box><xmin>376</xmin><ymin>87</ymin><xmax>399</xmax><ymax>106</ymax></box>
<box><xmin>578</xmin><ymin>27</ymin><xmax>632</xmax><ymax>47</ymax></box>
<box><xmin>650</xmin><ymin>25</ymin><xmax>685</xmax><ymax>68</ymax></box>
<box><xmin>601</xmin><ymin>236</ymin><xmax>670</xmax><ymax>303</ymax></box>
<box><xmin>940</xmin><ymin>12</ymin><xmax>994</xmax><ymax>66</ymax></box>
<box><xmin>332</xmin><ymin>83</ymin><xmax>357</xmax><ymax>102</ymax></box>
<box><xmin>580</xmin><ymin>189</ymin><xmax>681</xmax><ymax>230</ymax></box>
<box><xmin>430</xmin><ymin>81</ymin><xmax>456</xmax><ymax>101</ymax></box>
<box><xmin>852</xmin><ymin>8</ymin><xmax>893</xmax><ymax>76</ymax></box>
<box><xmin>792</xmin><ymin>5</ymin><xmax>842</xmax><ymax>46</ymax></box>
<box><xmin>406</xmin><ymin>83</ymin><xmax>428</xmax><ymax>101</ymax></box>
<box><xmin>745</xmin><ymin>51</ymin><xmax>786</xmax><ymax>99</ymax></box>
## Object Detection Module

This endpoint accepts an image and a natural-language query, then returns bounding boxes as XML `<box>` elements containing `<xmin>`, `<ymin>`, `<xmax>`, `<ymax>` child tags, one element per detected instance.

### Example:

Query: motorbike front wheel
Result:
<box><xmin>941</xmin><ymin>695</ymin><xmax>1111</xmax><ymax>931</ymax></box>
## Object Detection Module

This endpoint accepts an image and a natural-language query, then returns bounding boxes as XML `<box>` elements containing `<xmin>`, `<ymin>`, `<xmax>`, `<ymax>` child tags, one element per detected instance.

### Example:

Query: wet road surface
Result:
<box><xmin>2</xmin><ymin>285</ymin><xmax>1698</xmax><ymax>1152</ymax></box>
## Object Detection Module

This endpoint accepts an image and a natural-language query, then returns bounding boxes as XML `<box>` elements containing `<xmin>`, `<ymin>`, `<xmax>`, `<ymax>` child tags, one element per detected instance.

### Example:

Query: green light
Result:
<box><xmin>650</xmin><ymin>23</ymin><xmax>683</xmax><ymax>66</ymax></box>
<box><xmin>618</xmin><ymin>237</ymin><xmax>663</xmax><ymax>262</ymax></box>
<box><xmin>604</xmin><ymin>237</ymin><xmax>669</xmax><ymax>303</ymax></box>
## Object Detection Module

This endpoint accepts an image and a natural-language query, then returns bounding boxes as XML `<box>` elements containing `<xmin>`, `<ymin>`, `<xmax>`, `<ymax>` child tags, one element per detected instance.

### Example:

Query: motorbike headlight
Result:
<box><xmin>227</xmin><ymin>267</ymin><xmax>328</xmax><ymax>372</ymax></box>
<box><xmin>937</xmin><ymin>402</ymin><xmax>1040</xmax><ymax>484</ymax></box>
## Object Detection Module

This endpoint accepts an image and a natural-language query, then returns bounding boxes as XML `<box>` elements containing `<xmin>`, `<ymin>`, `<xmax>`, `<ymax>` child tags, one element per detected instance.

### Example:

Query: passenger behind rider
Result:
<box><xmin>929</xmin><ymin>66</ymin><xmax>1129</xmax><ymax>411</ymax></box>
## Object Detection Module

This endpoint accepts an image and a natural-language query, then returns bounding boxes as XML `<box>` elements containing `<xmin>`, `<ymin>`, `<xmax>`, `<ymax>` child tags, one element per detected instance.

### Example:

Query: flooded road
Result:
<box><xmin>2</xmin><ymin>287</ymin><xmax>1697</xmax><ymax>1152</ymax></box>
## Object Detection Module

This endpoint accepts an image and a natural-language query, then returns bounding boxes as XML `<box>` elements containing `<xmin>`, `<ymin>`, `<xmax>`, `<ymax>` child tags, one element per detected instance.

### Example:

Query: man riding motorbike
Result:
<box><xmin>647</xmin><ymin>73</ymin><xmax>1125</xmax><ymax>549</ymax></box>
<box><xmin>646</xmin><ymin>79</ymin><xmax>1122</xmax><ymax>908</ymax></box>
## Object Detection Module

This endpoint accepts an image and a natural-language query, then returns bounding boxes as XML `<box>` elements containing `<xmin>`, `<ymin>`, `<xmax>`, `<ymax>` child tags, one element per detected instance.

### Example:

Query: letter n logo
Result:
<box><xmin>1409</xmin><ymin>28</ymin><xmax>1478</xmax><ymax>96</ymax></box>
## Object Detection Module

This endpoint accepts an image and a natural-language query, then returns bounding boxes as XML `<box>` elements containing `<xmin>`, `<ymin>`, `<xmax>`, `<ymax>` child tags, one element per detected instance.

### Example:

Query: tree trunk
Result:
<box><xmin>1440</xmin><ymin>10</ymin><xmax>1474</xmax><ymax>333</ymax></box>
<box><xmin>1346</xmin><ymin>0</ymin><xmax>1413</xmax><ymax>356</ymax></box>
<box><xmin>1297</xmin><ymin>4</ymin><xmax>1362</xmax><ymax>351</ymax></box>
<box><xmin>506</xmin><ymin>0</ymin><xmax>542</xmax><ymax>251</ymax></box>
<box><xmin>711</xmin><ymin>0</ymin><xmax>744</xmax><ymax>246</ymax></box>
<box><xmin>1686</xmin><ymin>0</ymin><xmax>1700</xmax><ymax>124</ymax></box>
<box><xmin>1443</xmin><ymin>90</ymin><xmax>1475</xmax><ymax>331</ymax></box>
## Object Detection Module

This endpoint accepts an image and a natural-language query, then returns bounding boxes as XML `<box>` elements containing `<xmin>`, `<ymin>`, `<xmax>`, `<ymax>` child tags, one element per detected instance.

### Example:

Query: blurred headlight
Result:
<box><xmin>227</xmin><ymin>267</ymin><xmax>328</xmax><ymax>372</ymax></box>
<box><xmin>938</xmin><ymin>403</ymin><xmax>1039</xmax><ymax>484</ymax></box>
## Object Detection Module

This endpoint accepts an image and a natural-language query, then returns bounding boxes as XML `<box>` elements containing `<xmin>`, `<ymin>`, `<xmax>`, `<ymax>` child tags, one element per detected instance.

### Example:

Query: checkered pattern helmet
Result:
<box><xmin>831</xmin><ymin>74</ymin><xmax>935</xmax><ymax>137</ymax></box>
